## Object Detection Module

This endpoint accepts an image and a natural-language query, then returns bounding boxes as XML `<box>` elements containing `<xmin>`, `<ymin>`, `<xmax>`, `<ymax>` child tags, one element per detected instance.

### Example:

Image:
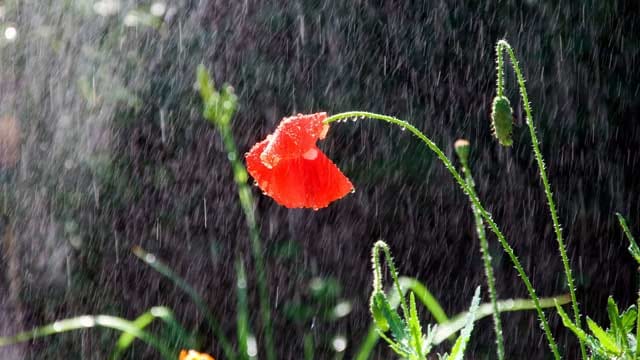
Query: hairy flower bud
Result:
<box><xmin>454</xmin><ymin>139</ymin><xmax>470</xmax><ymax>164</ymax></box>
<box><xmin>491</xmin><ymin>96</ymin><xmax>513</xmax><ymax>146</ymax></box>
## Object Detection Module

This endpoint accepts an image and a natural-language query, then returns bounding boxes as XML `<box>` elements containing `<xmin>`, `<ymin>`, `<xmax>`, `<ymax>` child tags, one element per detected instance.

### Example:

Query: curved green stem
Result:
<box><xmin>0</xmin><ymin>314</ymin><xmax>175</xmax><ymax>360</ymax></box>
<box><xmin>372</xmin><ymin>240</ymin><xmax>410</xmax><ymax>318</ymax></box>
<box><xmin>458</xmin><ymin>153</ymin><xmax>504</xmax><ymax>360</ymax></box>
<box><xmin>496</xmin><ymin>40</ymin><xmax>585</xmax><ymax>360</ymax></box>
<box><xmin>197</xmin><ymin>66</ymin><xmax>276</xmax><ymax>360</ymax></box>
<box><xmin>325</xmin><ymin>111</ymin><xmax>561</xmax><ymax>359</ymax></box>
<box><xmin>218</xmin><ymin>124</ymin><xmax>276</xmax><ymax>360</ymax></box>
<box><xmin>132</xmin><ymin>247</ymin><xmax>236</xmax><ymax>359</ymax></box>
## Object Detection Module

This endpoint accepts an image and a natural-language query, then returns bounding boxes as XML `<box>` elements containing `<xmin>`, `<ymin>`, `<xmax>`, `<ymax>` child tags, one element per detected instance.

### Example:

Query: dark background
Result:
<box><xmin>1</xmin><ymin>0</ymin><xmax>639</xmax><ymax>358</ymax></box>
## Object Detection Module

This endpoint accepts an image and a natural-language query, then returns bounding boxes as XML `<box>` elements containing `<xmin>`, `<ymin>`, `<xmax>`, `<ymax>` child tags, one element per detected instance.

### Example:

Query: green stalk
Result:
<box><xmin>495</xmin><ymin>40</ymin><xmax>585</xmax><ymax>360</ymax></box>
<box><xmin>0</xmin><ymin>314</ymin><xmax>174</xmax><ymax>360</ymax></box>
<box><xmin>372</xmin><ymin>240</ymin><xmax>410</xmax><ymax>318</ymax></box>
<box><xmin>132</xmin><ymin>247</ymin><xmax>236</xmax><ymax>359</ymax></box>
<box><xmin>218</xmin><ymin>123</ymin><xmax>277</xmax><ymax>360</ymax></box>
<box><xmin>457</xmin><ymin>146</ymin><xmax>504</xmax><ymax>360</ymax></box>
<box><xmin>236</xmin><ymin>258</ymin><xmax>250</xmax><ymax>360</ymax></box>
<box><xmin>325</xmin><ymin>111</ymin><xmax>561</xmax><ymax>359</ymax></box>
<box><xmin>196</xmin><ymin>65</ymin><xmax>276</xmax><ymax>360</ymax></box>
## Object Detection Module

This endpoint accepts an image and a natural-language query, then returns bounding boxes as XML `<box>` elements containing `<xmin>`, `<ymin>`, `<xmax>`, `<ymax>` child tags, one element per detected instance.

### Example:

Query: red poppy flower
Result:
<box><xmin>245</xmin><ymin>112</ymin><xmax>353</xmax><ymax>209</ymax></box>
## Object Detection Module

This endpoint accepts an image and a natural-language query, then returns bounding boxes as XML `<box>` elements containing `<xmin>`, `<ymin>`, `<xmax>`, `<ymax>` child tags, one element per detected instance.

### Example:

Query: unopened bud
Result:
<box><xmin>491</xmin><ymin>96</ymin><xmax>513</xmax><ymax>146</ymax></box>
<box><xmin>454</xmin><ymin>139</ymin><xmax>470</xmax><ymax>163</ymax></box>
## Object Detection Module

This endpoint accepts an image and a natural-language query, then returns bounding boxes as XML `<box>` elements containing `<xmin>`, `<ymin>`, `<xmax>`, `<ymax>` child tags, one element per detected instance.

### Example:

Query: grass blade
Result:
<box><xmin>111</xmin><ymin>306</ymin><xmax>193</xmax><ymax>360</ymax></box>
<box><xmin>132</xmin><ymin>246</ymin><xmax>236</xmax><ymax>359</ymax></box>
<box><xmin>433</xmin><ymin>294</ymin><xmax>570</xmax><ymax>345</ymax></box>
<box><xmin>236</xmin><ymin>258</ymin><xmax>251</xmax><ymax>360</ymax></box>
<box><xmin>0</xmin><ymin>314</ymin><xmax>174</xmax><ymax>360</ymax></box>
<box><xmin>448</xmin><ymin>286</ymin><xmax>481</xmax><ymax>360</ymax></box>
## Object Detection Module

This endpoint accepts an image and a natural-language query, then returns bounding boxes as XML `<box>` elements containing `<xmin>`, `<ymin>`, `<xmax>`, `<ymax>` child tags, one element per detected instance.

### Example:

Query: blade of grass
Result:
<box><xmin>448</xmin><ymin>286</ymin><xmax>481</xmax><ymax>360</ymax></box>
<box><xmin>111</xmin><ymin>306</ymin><xmax>193</xmax><ymax>360</ymax></box>
<box><xmin>236</xmin><ymin>258</ymin><xmax>250</xmax><ymax>360</ymax></box>
<box><xmin>132</xmin><ymin>246</ymin><xmax>236</xmax><ymax>359</ymax></box>
<box><xmin>434</xmin><ymin>294</ymin><xmax>571</xmax><ymax>345</ymax></box>
<box><xmin>0</xmin><ymin>314</ymin><xmax>174</xmax><ymax>360</ymax></box>
<box><xmin>304</xmin><ymin>333</ymin><xmax>314</xmax><ymax>360</ymax></box>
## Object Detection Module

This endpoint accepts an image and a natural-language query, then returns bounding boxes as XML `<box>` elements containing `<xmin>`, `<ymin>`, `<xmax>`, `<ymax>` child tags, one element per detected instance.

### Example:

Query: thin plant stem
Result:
<box><xmin>496</xmin><ymin>39</ymin><xmax>586</xmax><ymax>360</ymax></box>
<box><xmin>218</xmin><ymin>123</ymin><xmax>277</xmax><ymax>360</ymax></box>
<box><xmin>236</xmin><ymin>258</ymin><xmax>250</xmax><ymax>360</ymax></box>
<box><xmin>458</xmin><ymin>153</ymin><xmax>504</xmax><ymax>360</ymax></box>
<box><xmin>0</xmin><ymin>314</ymin><xmax>175</xmax><ymax>360</ymax></box>
<box><xmin>372</xmin><ymin>240</ymin><xmax>410</xmax><ymax>318</ymax></box>
<box><xmin>325</xmin><ymin>111</ymin><xmax>561</xmax><ymax>359</ymax></box>
<box><xmin>132</xmin><ymin>247</ymin><xmax>236</xmax><ymax>359</ymax></box>
<box><xmin>616</xmin><ymin>213</ymin><xmax>640</xmax><ymax>359</ymax></box>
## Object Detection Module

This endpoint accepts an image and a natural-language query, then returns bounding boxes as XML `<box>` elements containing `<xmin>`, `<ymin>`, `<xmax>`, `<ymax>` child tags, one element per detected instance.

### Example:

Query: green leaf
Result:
<box><xmin>407</xmin><ymin>292</ymin><xmax>424</xmax><ymax>358</ymax></box>
<box><xmin>616</xmin><ymin>213</ymin><xmax>640</xmax><ymax>264</ymax></box>
<box><xmin>372</xmin><ymin>292</ymin><xmax>409</xmax><ymax>344</ymax></box>
<box><xmin>132</xmin><ymin>246</ymin><xmax>236</xmax><ymax>359</ymax></box>
<box><xmin>236</xmin><ymin>259</ymin><xmax>251</xmax><ymax>360</ymax></box>
<box><xmin>587</xmin><ymin>317</ymin><xmax>622</xmax><ymax>355</ymax></box>
<box><xmin>620</xmin><ymin>305</ymin><xmax>637</xmax><ymax>333</ymax></box>
<box><xmin>607</xmin><ymin>296</ymin><xmax>629</xmax><ymax>351</ymax></box>
<box><xmin>111</xmin><ymin>307</ymin><xmax>192</xmax><ymax>360</ymax></box>
<box><xmin>422</xmin><ymin>324</ymin><xmax>436</xmax><ymax>356</ymax></box>
<box><xmin>556</xmin><ymin>301</ymin><xmax>590</xmax><ymax>342</ymax></box>
<box><xmin>0</xmin><ymin>313</ymin><xmax>174</xmax><ymax>360</ymax></box>
<box><xmin>448</xmin><ymin>286</ymin><xmax>481</xmax><ymax>360</ymax></box>
<box><xmin>196</xmin><ymin>64</ymin><xmax>215</xmax><ymax>103</ymax></box>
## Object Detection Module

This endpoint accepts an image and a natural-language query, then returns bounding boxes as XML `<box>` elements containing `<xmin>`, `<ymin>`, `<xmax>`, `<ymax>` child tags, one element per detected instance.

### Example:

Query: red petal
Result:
<box><xmin>260</xmin><ymin>113</ymin><xmax>329</xmax><ymax>168</ymax></box>
<box><xmin>246</xmin><ymin>140</ymin><xmax>353</xmax><ymax>209</ymax></box>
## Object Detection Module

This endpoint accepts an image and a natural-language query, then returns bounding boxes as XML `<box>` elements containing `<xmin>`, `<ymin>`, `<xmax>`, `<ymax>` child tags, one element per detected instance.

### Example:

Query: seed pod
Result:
<box><xmin>491</xmin><ymin>96</ymin><xmax>513</xmax><ymax>146</ymax></box>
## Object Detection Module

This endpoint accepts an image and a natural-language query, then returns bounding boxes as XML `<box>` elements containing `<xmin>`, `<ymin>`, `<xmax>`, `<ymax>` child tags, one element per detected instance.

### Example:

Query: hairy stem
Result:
<box><xmin>218</xmin><ymin>124</ymin><xmax>277</xmax><ymax>360</ymax></box>
<box><xmin>496</xmin><ymin>39</ymin><xmax>585</xmax><ymax>360</ymax></box>
<box><xmin>458</xmin><ymin>153</ymin><xmax>504</xmax><ymax>360</ymax></box>
<box><xmin>372</xmin><ymin>240</ymin><xmax>410</xmax><ymax>318</ymax></box>
<box><xmin>325</xmin><ymin>111</ymin><xmax>561</xmax><ymax>359</ymax></box>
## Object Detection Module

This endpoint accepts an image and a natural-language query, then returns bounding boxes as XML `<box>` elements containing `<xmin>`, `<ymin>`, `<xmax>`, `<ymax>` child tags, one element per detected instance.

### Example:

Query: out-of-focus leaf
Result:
<box><xmin>448</xmin><ymin>287</ymin><xmax>481</xmax><ymax>360</ymax></box>
<box><xmin>407</xmin><ymin>292</ymin><xmax>424</xmax><ymax>358</ymax></box>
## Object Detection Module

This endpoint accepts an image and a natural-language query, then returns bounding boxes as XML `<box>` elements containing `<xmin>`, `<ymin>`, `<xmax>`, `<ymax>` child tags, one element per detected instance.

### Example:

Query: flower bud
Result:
<box><xmin>491</xmin><ymin>96</ymin><xmax>513</xmax><ymax>146</ymax></box>
<box><xmin>454</xmin><ymin>139</ymin><xmax>470</xmax><ymax>164</ymax></box>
